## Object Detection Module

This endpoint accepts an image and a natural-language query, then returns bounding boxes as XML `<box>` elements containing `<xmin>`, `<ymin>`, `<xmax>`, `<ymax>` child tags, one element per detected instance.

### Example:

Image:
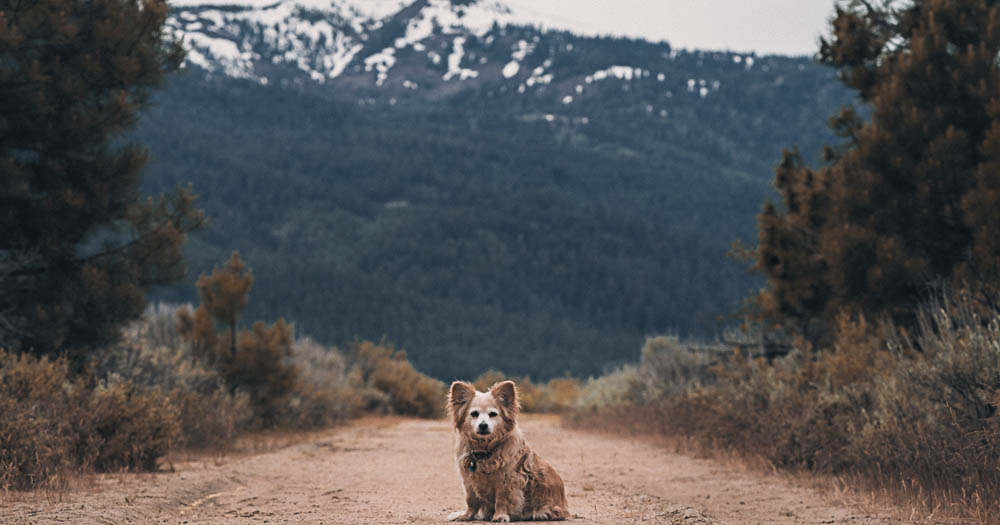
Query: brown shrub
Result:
<box><xmin>352</xmin><ymin>341</ymin><xmax>445</xmax><ymax>418</ymax></box>
<box><xmin>224</xmin><ymin>319</ymin><xmax>296</xmax><ymax>426</ymax></box>
<box><xmin>76</xmin><ymin>377</ymin><xmax>181</xmax><ymax>472</ymax></box>
<box><xmin>575</xmin><ymin>291</ymin><xmax>1000</xmax><ymax>523</ymax></box>
<box><xmin>175</xmin><ymin>254</ymin><xmax>299</xmax><ymax>427</ymax></box>
<box><xmin>0</xmin><ymin>351</ymin><xmax>78</xmax><ymax>490</ymax></box>
<box><xmin>471</xmin><ymin>370</ymin><xmax>581</xmax><ymax>413</ymax></box>
<box><xmin>514</xmin><ymin>377</ymin><xmax>544</xmax><ymax>412</ymax></box>
<box><xmin>0</xmin><ymin>351</ymin><xmax>182</xmax><ymax>490</ymax></box>
<box><xmin>536</xmin><ymin>378</ymin><xmax>580</xmax><ymax>413</ymax></box>
<box><xmin>472</xmin><ymin>369</ymin><xmax>509</xmax><ymax>393</ymax></box>
<box><xmin>93</xmin><ymin>314</ymin><xmax>252</xmax><ymax>449</ymax></box>
<box><xmin>170</xmin><ymin>388</ymin><xmax>251</xmax><ymax>449</ymax></box>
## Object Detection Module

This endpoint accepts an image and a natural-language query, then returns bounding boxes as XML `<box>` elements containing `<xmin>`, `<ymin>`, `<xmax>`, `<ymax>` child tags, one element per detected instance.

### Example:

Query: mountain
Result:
<box><xmin>136</xmin><ymin>0</ymin><xmax>854</xmax><ymax>379</ymax></box>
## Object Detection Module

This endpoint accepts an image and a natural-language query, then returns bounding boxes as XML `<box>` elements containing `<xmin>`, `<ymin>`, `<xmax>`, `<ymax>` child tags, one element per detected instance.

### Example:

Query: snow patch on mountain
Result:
<box><xmin>168</xmin><ymin>0</ymin><xmax>390</xmax><ymax>82</ymax></box>
<box><xmin>170</xmin><ymin>0</ymin><xmax>411</xmax><ymax>21</ymax></box>
<box><xmin>443</xmin><ymin>37</ymin><xmax>478</xmax><ymax>81</ymax></box>
<box><xmin>365</xmin><ymin>47</ymin><xmax>396</xmax><ymax>85</ymax></box>
<box><xmin>392</xmin><ymin>0</ymin><xmax>516</xmax><ymax>51</ymax></box>
<box><xmin>585</xmin><ymin>66</ymin><xmax>643</xmax><ymax>83</ymax></box>
<box><xmin>170</xmin><ymin>0</ymin><xmax>531</xmax><ymax>83</ymax></box>
<box><xmin>525</xmin><ymin>59</ymin><xmax>552</xmax><ymax>87</ymax></box>
<box><xmin>178</xmin><ymin>28</ymin><xmax>260</xmax><ymax>80</ymax></box>
<box><xmin>501</xmin><ymin>60</ymin><xmax>519</xmax><ymax>78</ymax></box>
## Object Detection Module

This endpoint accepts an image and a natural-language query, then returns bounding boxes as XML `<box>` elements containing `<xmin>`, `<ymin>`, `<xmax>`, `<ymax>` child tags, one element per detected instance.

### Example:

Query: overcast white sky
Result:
<box><xmin>500</xmin><ymin>0</ymin><xmax>840</xmax><ymax>56</ymax></box>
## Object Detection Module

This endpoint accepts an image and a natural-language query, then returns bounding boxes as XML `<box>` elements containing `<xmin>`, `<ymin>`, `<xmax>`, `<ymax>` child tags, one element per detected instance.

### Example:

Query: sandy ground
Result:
<box><xmin>2</xmin><ymin>415</ymin><xmax>918</xmax><ymax>525</ymax></box>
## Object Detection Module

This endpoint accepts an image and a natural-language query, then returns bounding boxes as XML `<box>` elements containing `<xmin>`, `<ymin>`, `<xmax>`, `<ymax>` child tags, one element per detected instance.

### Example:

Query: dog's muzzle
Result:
<box><xmin>476</xmin><ymin>422</ymin><xmax>490</xmax><ymax>435</ymax></box>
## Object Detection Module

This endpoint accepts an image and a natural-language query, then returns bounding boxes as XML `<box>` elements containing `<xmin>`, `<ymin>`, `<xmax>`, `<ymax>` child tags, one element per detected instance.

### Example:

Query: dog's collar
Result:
<box><xmin>467</xmin><ymin>450</ymin><xmax>492</xmax><ymax>473</ymax></box>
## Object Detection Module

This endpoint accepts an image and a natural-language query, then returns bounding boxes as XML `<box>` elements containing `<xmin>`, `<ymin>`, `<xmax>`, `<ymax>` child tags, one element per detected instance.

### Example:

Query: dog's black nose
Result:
<box><xmin>478</xmin><ymin>422</ymin><xmax>489</xmax><ymax>432</ymax></box>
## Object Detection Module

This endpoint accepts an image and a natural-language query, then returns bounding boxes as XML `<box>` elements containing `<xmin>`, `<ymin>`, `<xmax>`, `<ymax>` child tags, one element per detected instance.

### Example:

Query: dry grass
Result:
<box><xmin>567</xmin><ymin>293</ymin><xmax>1000</xmax><ymax>524</ymax></box>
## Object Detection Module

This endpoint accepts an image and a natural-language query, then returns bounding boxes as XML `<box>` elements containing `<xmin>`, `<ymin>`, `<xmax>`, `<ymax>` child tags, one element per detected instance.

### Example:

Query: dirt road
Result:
<box><xmin>3</xmin><ymin>415</ymin><xmax>913</xmax><ymax>524</ymax></box>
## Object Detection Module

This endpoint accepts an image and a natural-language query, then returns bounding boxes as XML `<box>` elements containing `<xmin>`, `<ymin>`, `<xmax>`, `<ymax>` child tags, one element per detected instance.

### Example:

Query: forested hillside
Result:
<box><xmin>136</xmin><ymin>8</ymin><xmax>852</xmax><ymax>379</ymax></box>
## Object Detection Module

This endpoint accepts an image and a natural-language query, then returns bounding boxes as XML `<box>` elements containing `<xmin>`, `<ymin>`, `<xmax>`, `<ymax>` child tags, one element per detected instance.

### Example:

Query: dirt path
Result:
<box><xmin>3</xmin><ymin>415</ymin><xmax>914</xmax><ymax>524</ymax></box>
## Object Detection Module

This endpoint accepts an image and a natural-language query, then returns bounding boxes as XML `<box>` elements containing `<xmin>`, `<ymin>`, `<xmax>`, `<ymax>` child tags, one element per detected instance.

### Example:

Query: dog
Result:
<box><xmin>447</xmin><ymin>380</ymin><xmax>570</xmax><ymax>522</ymax></box>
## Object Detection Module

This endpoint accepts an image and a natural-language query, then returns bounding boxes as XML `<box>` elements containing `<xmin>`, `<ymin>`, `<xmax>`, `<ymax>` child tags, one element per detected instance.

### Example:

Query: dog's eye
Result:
<box><xmin>470</xmin><ymin>411</ymin><xmax>479</xmax><ymax>417</ymax></box>
<box><xmin>489</xmin><ymin>411</ymin><xmax>497</xmax><ymax>417</ymax></box>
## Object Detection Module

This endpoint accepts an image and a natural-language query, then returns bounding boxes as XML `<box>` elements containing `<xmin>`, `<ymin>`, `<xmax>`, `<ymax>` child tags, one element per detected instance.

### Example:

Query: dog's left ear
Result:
<box><xmin>490</xmin><ymin>380</ymin><xmax>520</xmax><ymax>413</ymax></box>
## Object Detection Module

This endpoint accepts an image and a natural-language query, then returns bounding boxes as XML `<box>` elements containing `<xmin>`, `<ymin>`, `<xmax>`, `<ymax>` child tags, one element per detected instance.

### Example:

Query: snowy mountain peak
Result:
<box><xmin>165</xmin><ymin>0</ymin><xmax>780</xmax><ymax>112</ymax></box>
<box><xmin>167</xmin><ymin>0</ymin><xmax>531</xmax><ymax>83</ymax></box>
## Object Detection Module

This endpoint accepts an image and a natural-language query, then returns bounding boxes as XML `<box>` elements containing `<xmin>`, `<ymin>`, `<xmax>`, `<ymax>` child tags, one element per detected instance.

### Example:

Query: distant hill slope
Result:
<box><xmin>136</xmin><ymin>0</ymin><xmax>853</xmax><ymax>379</ymax></box>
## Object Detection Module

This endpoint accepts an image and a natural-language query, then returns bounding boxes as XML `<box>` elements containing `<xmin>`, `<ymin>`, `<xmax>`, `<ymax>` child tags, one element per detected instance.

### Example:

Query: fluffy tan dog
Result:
<box><xmin>447</xmin><ymin>380</ymin><xmax>570</xmax><ymax>522</ymax></box>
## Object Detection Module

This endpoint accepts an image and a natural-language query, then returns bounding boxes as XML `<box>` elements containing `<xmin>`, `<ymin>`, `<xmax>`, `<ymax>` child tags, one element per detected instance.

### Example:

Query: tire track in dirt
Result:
<box><xmin>2</xmin><ymin>415</ymin><xmax>912</xmax><ymax>524</ymax></box>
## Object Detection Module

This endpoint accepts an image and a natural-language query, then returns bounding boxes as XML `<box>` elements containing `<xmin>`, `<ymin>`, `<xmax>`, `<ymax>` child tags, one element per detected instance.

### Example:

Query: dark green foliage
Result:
<box><xmin>137</xmin><ymin>48</ymin><xmax>849</xmax><ymax>380</ymax></box>
<box><xmin>0</xmin><ymin>0</ymin><xmax>204</xmax><ymax>362</ymax></box>
<box><xmin>756</xmin><ymin>0</ymin><xmax>1000</xmax><ymax>335</ymax></box>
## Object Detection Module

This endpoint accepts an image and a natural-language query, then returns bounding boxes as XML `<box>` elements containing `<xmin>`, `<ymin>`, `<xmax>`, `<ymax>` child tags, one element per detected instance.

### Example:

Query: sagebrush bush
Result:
<box><xmin>575</xmin><ymin>291</ymin><xmax>1000</xmax><ymax>523</ymax></box>
<box><xmin>632</xmin><ymin>336</ymin><xmax>715</xmax><ymax>402</ymax></box>
<box><xmin>536</xmin><ymin>378</ymin><xmax>580</xmax><ymax>413</ymax></box>
<box><xmin>0</xmin><ymin>351</ymin><xmax>181</xmax><ymax>490</ymax></box>
<box><xmin>175</xmin><ymin>254</ymin><xmax>299</xmax><ymax>427</ymax></box>
<box><xmin>852</xmin><ymin>296</ymin><xmax>1000</xmax><ymax>510</ymax></box>
<box><xmin>78</xmin><ymin>377</ymin><xmax>181</xmax><ymax>472</ymax></box>
<box><xmin>95</xmin><ymin>310</ymin><xmax>252</xmax><ymax>448</ymax></box>
<box><xmin>353</xmin><ymin>341</ymin><xmax>445</xmax><ymax>418</ymax></box>
<box><xmin>0</xmin><ymin>351</ymin><xmax>79</xmax><ymax>490</ymax></box>
<box><xmin>281</xmin><ymin>337</ymin><xmax>361</xmax><ymax>428</ymax></box>
<box><xmin>574</xmin><ymin>365</ymin><xmax>639</xmax><ymax>411</ymax></box>
<box><xmin>225</xmin><ymin>319</ymin><xmax>297</xmax><ymax>426</ymax></box>
<box><xmin>2</xmin><ymin>299</ymin><xmax>454</xmax><ymax>491</ymax></box>
<box><xmin>573</xmin><ymin>336</ymin><xmax>715</xmax><ymax>412</ymax></box>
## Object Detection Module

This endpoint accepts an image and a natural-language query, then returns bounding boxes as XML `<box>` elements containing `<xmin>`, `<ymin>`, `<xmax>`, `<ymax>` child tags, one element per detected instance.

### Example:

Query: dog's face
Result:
<box><xmin>449</xmin><ymin>380</ymin><xmax>519</xmax><ymax>441</ymax></box>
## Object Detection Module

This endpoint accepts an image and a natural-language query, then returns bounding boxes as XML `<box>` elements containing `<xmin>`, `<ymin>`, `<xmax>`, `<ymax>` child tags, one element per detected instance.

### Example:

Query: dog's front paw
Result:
<box><xmin>492</xmin><ymin>513</ymin><xmax>510</xmax><ymax>522</ymax></box>
<box><xmin>447</xmin><ymin>510</ymin><xmax>470</xmax><ymax>521</ymax></box>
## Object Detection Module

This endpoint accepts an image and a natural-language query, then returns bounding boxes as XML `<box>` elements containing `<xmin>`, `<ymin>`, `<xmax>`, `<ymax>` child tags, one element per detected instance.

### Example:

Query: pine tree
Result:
<box><xmin>195</xmin><ymin>251</ymin><xmax>253</xmax><ymax>359</ymax></box>
<box><xmin>177</xmin><ymin>253</ymin><xmax>295</xmax><ymax>425</ymax></box>
<box><xmin>755</xmin><ymin>0</ymin><xmax>1000</xmax><ymax>336</ymax></box>
<box><xmin>0</xmin><ymin>0</ymin><xmax>204</xmax><ymax>360</ymax></box>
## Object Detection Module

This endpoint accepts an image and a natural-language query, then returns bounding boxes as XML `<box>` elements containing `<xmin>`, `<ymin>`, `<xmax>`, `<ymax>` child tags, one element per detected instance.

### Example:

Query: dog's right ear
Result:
<box><xmin>448</xmin><ymin>381</ymin><xmax>475</xmax><ymax>427</ymax></box>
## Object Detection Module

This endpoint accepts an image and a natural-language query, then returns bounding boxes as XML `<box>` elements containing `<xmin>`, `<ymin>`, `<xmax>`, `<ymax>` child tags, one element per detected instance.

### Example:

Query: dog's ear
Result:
<box><xmin>448</xmin><ymin>381</ymin><xmax>475</xmax><ymax>426</ymax></box>
<box><xmin>490</xmin><ymin>380</ymin><xmax>520</xmax><ymax>414</ymax></box>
